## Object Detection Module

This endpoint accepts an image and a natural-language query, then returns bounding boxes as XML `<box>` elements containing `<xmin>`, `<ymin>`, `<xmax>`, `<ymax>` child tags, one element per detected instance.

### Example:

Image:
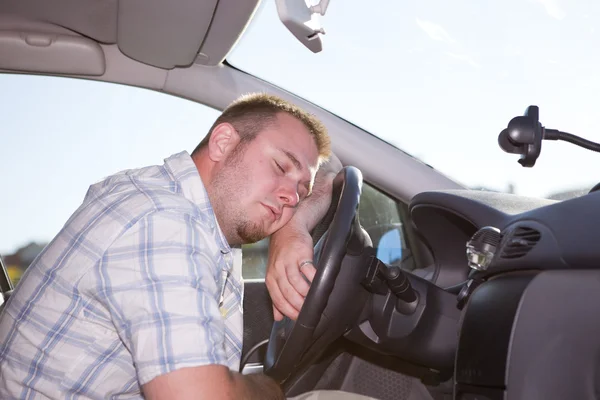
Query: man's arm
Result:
<box><xmin>265</xmin><ymin>153</ymin><xmax>343</xmax><ymax>320</ymax></box>
<box><xmin>143</xmin><ymin>366</ymin><xmax>283</xmax><ymax>400</ymax></box>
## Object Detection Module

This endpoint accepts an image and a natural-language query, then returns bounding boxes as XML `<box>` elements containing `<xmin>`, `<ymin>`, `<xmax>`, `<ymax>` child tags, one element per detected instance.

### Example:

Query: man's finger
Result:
<box><xmin>299</xmin><ymin>262</ymin><xmax>317</xmax><ymax>283</ymax></box>
<box><xmin>266</xmin><ymin>277</ymin><xmax>300</xmax><ymax>320</ymax></box>
<box><xmin>286</xmin><ymin>262</ymin><xmax>312</xmax><ymax>297</ymax></box>
<box><xmin>277</xmin><ymin>275</ymin><xmax>306</xmax><ymax>312</ymax></box>
<box><xmin>272</xmin><ymin>305</ymin><xmax>284</xmax><ymax>321</ymax></box>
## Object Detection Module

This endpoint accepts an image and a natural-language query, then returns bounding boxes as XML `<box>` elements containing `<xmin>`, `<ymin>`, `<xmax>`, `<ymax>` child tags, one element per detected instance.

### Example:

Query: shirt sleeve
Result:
<box><xmin>98</xmin><ymin>210</ymin><xmax>228</xmax><ymax>385</ymax></box>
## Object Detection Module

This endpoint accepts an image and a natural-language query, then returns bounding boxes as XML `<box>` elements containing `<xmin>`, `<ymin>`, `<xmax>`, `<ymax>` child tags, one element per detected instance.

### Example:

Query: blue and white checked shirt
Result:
<box><xmin>0</xmin><ymin>151</ymin><xmax>244</xmax><ymax>399</ymax></box>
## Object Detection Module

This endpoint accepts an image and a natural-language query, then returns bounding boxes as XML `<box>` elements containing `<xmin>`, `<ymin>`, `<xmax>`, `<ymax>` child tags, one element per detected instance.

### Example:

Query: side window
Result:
<box><xmin>241</xmin><ymin>238</ymin><xmax>271</xmax><ymax>280</ymax></box>
<box><xmin>241</xmin><ymin>182</ymin><xmax>415</xmax><ymax>279</ymax></box>
<box><xmin>358</xmin><ymin>184</ymin><xmax>415</xmax><ymax>272</ymax></box>
<box><xmin>0</xmin><ymin>74</ymin><xmax>221</xmax><ymax>287</ymax></box>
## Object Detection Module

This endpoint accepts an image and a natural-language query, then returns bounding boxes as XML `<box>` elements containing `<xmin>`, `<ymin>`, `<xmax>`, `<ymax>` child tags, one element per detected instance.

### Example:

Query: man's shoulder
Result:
<box><xmin>86</xmin><ymin>162</ymin><xmax>201</xmax><ymax>212</ymax></box>
<box><xmin>61</xmin><ymin>153</ymin><xmax>221</xmax><ymax>253</ymax></box>
<box><xmin>87</xmin><ymin>177</ymin><xmax>210</xmax><ymax>226</ymax></box>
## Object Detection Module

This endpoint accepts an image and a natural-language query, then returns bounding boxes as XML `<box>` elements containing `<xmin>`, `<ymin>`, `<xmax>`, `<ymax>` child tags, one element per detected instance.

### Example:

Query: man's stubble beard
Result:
<box><xmin>211</xmin><ymin>146</ymin><xmax>267</xmax><ymax>245</ymax></box>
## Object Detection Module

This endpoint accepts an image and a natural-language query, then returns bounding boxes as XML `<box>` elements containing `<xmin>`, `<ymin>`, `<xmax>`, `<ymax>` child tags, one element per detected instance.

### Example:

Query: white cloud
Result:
<box><xmin>533</xmin><ymin>0</ymin><xmax>566</xmax><ymax>20</ymax></box>
<box><xmin>415</xmin><ymin>18</ymin><xmax>456</xmax><ymax>44</ymax></box>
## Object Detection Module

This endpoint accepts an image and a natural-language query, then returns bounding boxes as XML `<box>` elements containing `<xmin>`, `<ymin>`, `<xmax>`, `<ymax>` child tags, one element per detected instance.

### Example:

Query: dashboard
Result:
<box><xmin>408</xmin><ymin>188</ymin><xmax>600</xmax><ymax>400</ymax></box>
<box><xmin>410</xmin><ymin>189</ymin><xmax>557</xmax><ymax>288</ymax></box>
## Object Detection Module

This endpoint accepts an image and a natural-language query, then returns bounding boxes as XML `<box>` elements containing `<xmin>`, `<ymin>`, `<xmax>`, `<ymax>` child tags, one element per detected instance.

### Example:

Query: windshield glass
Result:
<box><xmin>228</xmin><ymin>0</ymin><xmax>600</xmax><ymax>200</ymax></box>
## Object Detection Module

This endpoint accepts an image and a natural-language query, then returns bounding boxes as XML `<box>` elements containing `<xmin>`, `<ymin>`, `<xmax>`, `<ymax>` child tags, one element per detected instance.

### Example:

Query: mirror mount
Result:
<box><xmin>275</xmin><ymin>0</ymin><xmax>330</xmax><ymax>53</ymax></box>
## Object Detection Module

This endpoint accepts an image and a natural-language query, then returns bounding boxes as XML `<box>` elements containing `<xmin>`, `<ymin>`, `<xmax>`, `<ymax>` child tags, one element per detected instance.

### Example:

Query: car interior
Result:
<box><xmin>3</xmin><ymin>1</ymin><xmax>600</xmax><ymax>400</ymax></box>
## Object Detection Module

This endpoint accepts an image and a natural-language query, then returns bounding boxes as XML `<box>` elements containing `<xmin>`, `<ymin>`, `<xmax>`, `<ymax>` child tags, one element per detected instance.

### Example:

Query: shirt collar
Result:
<box><xmin>163</xmin><ymin>151</ymin><xmax>232</xmax><ymax>255</ymax></box>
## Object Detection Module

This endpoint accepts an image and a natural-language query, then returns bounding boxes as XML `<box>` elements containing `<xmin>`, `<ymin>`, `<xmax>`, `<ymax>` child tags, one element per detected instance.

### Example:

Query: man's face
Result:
<box><xmin>211</xmin><ymin>113</ymin><xmax>320</xmax><ymax>245</ymax></box>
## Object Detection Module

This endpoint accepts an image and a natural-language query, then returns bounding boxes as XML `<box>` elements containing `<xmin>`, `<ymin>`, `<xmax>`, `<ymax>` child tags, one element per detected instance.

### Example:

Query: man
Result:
<box><xmin>0</xmin><ymin>93</ymin><xmax>375</xmax><ymax>399</ymax></box>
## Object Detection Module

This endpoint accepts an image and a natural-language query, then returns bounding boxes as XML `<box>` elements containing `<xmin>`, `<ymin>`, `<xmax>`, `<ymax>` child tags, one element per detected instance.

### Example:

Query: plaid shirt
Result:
<box><xmin>0</xmin><ymin>152</ymin><xmax>244</xmax><ymax>399</ymax></box>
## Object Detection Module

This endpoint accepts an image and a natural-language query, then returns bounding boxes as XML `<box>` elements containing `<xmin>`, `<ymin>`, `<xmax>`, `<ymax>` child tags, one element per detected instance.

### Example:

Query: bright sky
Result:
<box><xmin>2</xmin><ymin>0</ymin><xmax>600</xmax><ymax>254</ymax></box>
<box><xmin>0</xmin><ymin>78</ymin><xmax>220</xmax><ymax>254</ymax></box>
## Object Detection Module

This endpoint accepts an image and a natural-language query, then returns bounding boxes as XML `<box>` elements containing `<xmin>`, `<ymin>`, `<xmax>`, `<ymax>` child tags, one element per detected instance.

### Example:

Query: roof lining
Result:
<box><xmin>0</xmin><ymin>0</ymin><xmax>261</xmax><ymax>69</ymax></box>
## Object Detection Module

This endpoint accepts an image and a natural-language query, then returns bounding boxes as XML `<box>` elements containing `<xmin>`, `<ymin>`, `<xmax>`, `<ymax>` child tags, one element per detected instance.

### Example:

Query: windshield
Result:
<box><xmin>228</xmin><ymin>0</ymin><xmax>600</xmax><ymax>200</ymax></box>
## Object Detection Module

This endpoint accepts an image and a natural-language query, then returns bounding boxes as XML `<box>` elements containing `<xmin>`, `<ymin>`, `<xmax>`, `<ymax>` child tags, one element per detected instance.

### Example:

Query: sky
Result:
<box><xmin>2</xmin><ymin>0</ymin><xmax>600</xmax><ymax>254</ymax></box>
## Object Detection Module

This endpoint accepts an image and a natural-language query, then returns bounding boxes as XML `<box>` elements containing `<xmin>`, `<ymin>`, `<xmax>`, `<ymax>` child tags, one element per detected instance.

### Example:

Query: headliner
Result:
<box><xmin>0</xmin><ymin>0</ymin><xmax>260</xmax><ymax>69</ymax></box>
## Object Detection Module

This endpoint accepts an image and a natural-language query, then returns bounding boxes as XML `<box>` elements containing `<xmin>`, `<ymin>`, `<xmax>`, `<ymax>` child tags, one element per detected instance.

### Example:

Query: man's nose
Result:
<box><xmin>278</xmin><ymin>181</ymin><xmax>299</xmax><ymax>207</ymax></box>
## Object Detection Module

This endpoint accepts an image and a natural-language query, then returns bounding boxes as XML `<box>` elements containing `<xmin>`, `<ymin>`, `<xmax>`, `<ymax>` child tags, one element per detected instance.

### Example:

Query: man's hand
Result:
<box><xmin>266</xmin><ymin>223</ymin><xmax>316</xmax><ymax>320</ymax></box>
<box><xmin>266</xmin><ymin>153</ymin><xmax>343</xmax><ymax>321</ymax></box>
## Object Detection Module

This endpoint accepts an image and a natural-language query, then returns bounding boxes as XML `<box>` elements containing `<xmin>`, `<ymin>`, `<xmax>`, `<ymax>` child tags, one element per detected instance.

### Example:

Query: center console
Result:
<box><xmin>454</xmin><ymin>269</ymin><xmax>600</xmax><ymax>400</ymax></box>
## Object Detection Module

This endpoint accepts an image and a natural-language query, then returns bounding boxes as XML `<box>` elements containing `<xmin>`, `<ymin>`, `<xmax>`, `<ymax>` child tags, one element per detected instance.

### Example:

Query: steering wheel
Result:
<box><xmin>263</xmin><ymin>166</ymin><xmax>372</xmax><ymax>385</ymax></box>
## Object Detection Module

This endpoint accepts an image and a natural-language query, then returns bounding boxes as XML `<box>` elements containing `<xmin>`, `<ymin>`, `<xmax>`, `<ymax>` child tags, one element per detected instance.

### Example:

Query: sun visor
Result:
<box><xmin>195</xmin><ymin>0</ymin><xmax>261</xmax><ymax>66</ymax></box>
<box><xmin>0</xmin><ymin>0</ymin><xmax>118</xmax><ymax>44</ymax></box>
<box><xmin>0</xmin><ymin>30</ymin><xmax>105</xmax><ymax>75</ymax></box>
<box><xmin>118</xmin><ymin>0</ymin><xmax>218</xmax><ymax>69</ymax></box>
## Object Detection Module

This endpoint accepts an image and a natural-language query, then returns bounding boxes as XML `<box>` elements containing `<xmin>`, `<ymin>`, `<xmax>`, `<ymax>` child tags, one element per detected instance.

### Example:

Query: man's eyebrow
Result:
<box><xmin>280</xmin><ymin>149</ymin><xmax>303</xmax><ymax>171</ymax></box>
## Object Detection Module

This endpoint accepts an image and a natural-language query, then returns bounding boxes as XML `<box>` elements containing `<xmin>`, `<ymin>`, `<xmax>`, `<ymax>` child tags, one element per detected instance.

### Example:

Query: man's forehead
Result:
<box><xmin>257</xmin><ymin>113</ymin><xmax>319</xmax><ymax>167</ymax></box>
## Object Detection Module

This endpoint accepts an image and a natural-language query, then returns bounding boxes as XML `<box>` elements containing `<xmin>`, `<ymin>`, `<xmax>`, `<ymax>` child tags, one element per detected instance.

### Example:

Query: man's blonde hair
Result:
<box><xmin>192</xmin><ymin>93</ymin><xmax>331</xmax><ymax>162</ymax></box>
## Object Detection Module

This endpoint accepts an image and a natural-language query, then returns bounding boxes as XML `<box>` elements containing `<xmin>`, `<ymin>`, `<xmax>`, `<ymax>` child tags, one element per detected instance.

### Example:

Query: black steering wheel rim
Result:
<box><xmin>263</xmin><ymin>166</ymin><xmax>370</xmax><ymax>383</ymax></box>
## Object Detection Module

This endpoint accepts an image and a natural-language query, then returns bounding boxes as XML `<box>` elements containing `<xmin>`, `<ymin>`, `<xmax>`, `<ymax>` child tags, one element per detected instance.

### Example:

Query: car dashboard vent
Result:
<box><xmin>500</xmin><ymin>227</ymin><xmax>541</xmax><ymax>259</ymax></box>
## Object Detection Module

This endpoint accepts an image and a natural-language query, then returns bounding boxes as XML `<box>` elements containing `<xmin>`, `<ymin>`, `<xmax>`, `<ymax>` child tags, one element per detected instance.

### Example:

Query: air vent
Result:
<box><xmin>500</xmin><ymin>227</ymin><xmax>541</xmax><ymax>259</ymax></box>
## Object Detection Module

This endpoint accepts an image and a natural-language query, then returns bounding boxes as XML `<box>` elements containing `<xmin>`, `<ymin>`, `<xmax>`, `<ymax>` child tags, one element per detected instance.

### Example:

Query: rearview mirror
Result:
<box><xmin>275</xmin><ymin>0</ymin><xmax>329</xmax><ymax>53</ymax></box>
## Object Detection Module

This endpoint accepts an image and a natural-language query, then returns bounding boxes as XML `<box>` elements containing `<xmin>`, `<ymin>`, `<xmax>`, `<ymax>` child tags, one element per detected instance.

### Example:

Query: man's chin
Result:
<box><xmin>237</xmin><ymin>228</ymin><xmax>268</xmax><ymax>244</ymax></box>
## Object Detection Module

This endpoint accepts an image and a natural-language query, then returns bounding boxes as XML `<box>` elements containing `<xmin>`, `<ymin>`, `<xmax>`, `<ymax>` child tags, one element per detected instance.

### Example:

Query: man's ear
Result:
<box><xmin>207</xmin><ymin>123</ymin><xmax>241</xmax><ymax>162</ymax></box>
